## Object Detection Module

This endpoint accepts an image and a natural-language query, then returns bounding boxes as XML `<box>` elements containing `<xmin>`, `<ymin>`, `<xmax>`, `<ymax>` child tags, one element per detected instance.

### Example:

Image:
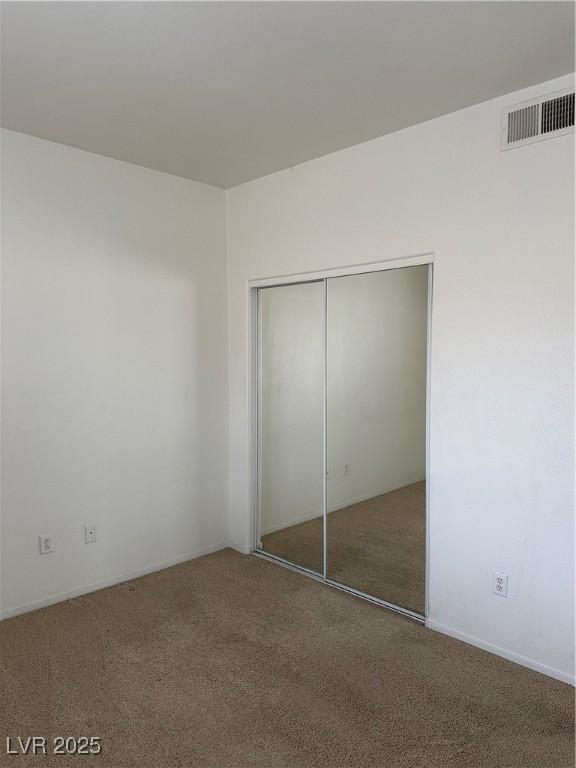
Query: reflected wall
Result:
<box><xmin>257</xmin><ymin>282</ymin><xmax>324</xmax><ymax>573</ymax></box>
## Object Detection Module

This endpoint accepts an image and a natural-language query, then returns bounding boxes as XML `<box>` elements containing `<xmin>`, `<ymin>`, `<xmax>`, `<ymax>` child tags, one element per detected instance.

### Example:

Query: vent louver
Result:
<box><xmin>502</xmin><ymin>88</ymin><xmax>574</xmax><ymax>150</ymax></box>
<box><xmin>541</xmin><ymin>92</ymin><xmax>574</xmax><ymax>134</ymax></box>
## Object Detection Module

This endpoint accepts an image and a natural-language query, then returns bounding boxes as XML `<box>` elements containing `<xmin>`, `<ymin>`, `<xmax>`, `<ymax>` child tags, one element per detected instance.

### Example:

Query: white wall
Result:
<box><xmin>1</xmin><ymin>130</ymin><xmax>228</xmax><ymax>617</ymax></box>
<box><xmin>226</xmin><ymin>75</ymin><xmax>575</xmax><ymax>683</ymax></box>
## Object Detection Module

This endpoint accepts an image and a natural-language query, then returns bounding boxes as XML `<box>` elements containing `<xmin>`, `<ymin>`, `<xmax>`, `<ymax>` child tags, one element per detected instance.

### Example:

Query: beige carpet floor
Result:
<box><xmin>262</xmin><ymin>481</ymin><xmax>425</xmax><ymax>613</ymax></box>
<box><xmin>0</xmin><ymin>549</ymin><xmax>573</xmax><ymax>768</ymax></box>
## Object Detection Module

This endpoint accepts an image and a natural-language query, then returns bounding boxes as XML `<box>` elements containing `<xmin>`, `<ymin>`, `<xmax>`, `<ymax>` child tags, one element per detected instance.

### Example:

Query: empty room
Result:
<box><xmin>0</xmin><ymin>2</ymin><xmax>574</xmax><ymax>766</ymax></box>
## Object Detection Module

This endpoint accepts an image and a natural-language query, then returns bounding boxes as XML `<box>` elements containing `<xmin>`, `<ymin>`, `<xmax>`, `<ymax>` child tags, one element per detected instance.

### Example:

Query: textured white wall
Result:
<box><xmin>1</xmin><ymin>130</ymin><xmax>229</xmax><ymax>617</ymax></box>
<box><xmin>226</xmin><ymin>75</ymin><xmax>575</xmax><ymax>683</ymax></box>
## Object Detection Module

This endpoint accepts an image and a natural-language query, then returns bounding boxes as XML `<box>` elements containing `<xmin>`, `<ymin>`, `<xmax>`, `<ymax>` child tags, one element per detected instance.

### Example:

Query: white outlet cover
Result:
<box><xmin>39</xmin><ymin>535</ymin><xmax>53</xmax><ymax>555</ymax></box>
<box><xmin>84</xmin><ymin>524</ymin><xmax>97</xmax><ymax>544</ymax></box>
<box><xmin>492</xmin><ymin>571</ymin><xmax>508</xmax><ymax>598</ymax></box>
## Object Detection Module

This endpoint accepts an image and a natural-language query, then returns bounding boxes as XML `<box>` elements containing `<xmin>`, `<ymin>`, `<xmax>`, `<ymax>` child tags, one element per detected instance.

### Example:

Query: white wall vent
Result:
<box><xmin>501</xmin><ymin>88</ymin><xmax>574</xmax><ymax>150</ymax></box>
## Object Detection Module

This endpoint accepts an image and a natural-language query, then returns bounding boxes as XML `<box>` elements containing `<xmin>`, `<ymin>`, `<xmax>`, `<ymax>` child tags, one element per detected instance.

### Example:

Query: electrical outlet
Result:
<box><xmin>84</xmin><ymin>524</ymin><xmax>97</xmax><ymax>544</ymax></box>
<box><xmin>493</xmin><ymin>571</ymin><xmax>508</xmax><ymax>597</ymax></box>
<box><xmin>39</xmin><ymin>536</ymin><xmax>53</xmax><ymax>555</ymax></box>
<box><xmin>343</xmin><ymin>464</ymin><xmax>351</xmax><ymax>476</ymax></box>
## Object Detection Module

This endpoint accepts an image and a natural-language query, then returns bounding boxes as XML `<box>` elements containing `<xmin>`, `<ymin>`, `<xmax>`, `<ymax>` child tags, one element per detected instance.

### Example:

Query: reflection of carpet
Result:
<box><xmin>261</xmin><ymin>481</ymin><xmax>425</xmax><ymax>614</ymax></box>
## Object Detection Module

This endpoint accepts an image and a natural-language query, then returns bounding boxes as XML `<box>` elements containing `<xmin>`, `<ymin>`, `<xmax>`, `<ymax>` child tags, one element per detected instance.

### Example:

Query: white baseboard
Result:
<box><xmin>261</xmin><ymin>511</ymin><xmax>322</xmax><ymax>536</ymax></box>
<box><xmin>0</xmin><ymin>541</ymin><xmax>229</xmax><ymax>621</ymax></box>
<box><xmin>329</xmin><ymin>476</ymin><xmax>426</xmax><ymax>513</ymax></box>
<box><xmin>7</xmin><ymin>547</ymin><xmax>572</xmax><ymax>687</ymax></box>
<box><xmin>260</xmin><ymin>479</ymin><xmax>426</xmax><ymax>535</ymax></box>
<box><xmin>427</xmin><ymin>619</ymin><xmax>575</xmax><ymax>686</ymax></box>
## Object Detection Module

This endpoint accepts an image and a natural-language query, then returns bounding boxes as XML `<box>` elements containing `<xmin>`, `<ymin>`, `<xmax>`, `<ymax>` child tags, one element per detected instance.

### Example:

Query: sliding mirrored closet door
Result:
<box><xmin>255</xmin><ymin>263</ymin><xmax>429</xmax><ymax>617</ymax></box>
<box><xmin>326</xmin><ymin>266</ymin><xmax>429</xmax><ymax>615</ymax></box>
<box><xmin>257</xmin><ymin>282</ymin><xmax>325</xmax><ymax>574</ymax></box>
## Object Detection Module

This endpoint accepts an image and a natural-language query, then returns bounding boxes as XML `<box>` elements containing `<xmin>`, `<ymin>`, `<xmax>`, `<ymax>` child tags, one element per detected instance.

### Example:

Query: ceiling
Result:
<box><xmin>1</xmin><ymin>2</ymin><xmax>574</xmax><ymax>189</ymax></box>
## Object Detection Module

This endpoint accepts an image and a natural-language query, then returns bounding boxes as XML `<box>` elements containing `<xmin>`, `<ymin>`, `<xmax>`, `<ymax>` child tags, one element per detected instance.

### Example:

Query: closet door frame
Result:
<box><xmin>249</xmin><ymin>253</ymin><xmax>434</xmax><ymax>621</ymax></box>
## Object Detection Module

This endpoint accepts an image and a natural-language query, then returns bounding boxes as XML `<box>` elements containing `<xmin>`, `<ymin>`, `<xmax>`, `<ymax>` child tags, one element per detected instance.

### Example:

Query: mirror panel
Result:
<box><xmin>326</xmin><ymin>266</ymin><xmax>428</xmax><ymax>613</ymax></box>
<box><xmin>257</xmin><ymin>282</ymin><xmax>324</xmax><ymax>574</ymax></box>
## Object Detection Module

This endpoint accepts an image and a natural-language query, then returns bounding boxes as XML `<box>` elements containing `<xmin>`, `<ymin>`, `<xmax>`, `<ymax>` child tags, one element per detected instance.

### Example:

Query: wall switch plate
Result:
<box><xmin>39</xmin><ymin>536</ymin><xmax>53</xmax><ymax>555</ymax></box>
<box><xmin>343</xmin><ymin>464</ymin><xmax>351</xmax><ymax>476</ymax></box>
<box><xmin>84</xmin><ymin>524</ymin><xmax>97</xmax><ymax>544</ymax></box>
<box><xmin>493</xmin><ymin>571</ymin><xmax>508</xmax><ymax>597</ymax></box>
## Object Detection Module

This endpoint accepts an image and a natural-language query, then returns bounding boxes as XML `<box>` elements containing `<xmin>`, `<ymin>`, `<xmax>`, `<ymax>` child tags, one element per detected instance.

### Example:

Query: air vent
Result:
<box><xmin>502</xmin><ymin>88</ymin><xmax>574</xmax><ymax>150</ymax></box>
